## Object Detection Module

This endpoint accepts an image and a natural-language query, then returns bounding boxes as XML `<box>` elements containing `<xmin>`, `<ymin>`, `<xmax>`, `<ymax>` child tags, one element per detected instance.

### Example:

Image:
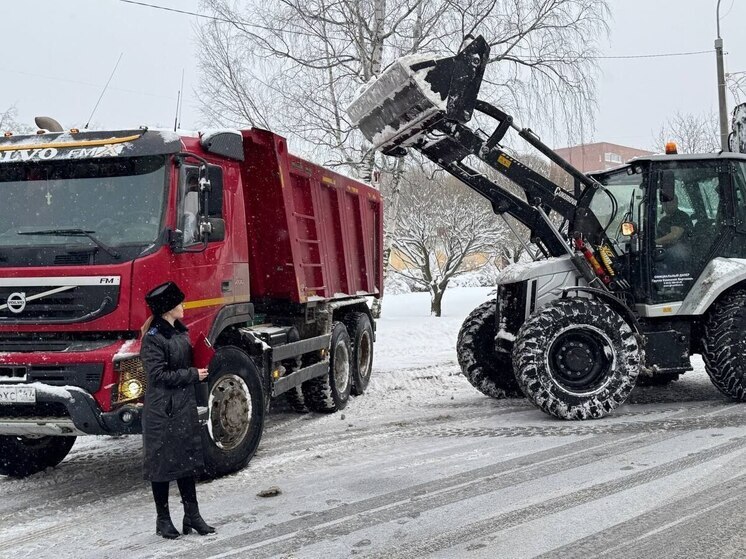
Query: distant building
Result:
<box><xmin>554</xmin><ymin>142</ymin><xmax>655</xmax><ymax>174</ymax></box>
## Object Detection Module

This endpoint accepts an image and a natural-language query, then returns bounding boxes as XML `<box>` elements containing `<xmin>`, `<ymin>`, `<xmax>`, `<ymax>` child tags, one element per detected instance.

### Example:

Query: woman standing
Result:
<box><xmin>141</xmin><ymin>281</ymin><xmax>216</xmax><ymax>539</ymax></box>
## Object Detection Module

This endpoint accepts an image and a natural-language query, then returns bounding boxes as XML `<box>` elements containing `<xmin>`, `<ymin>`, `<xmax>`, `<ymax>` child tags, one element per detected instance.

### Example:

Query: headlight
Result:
<box><xmin>113</xmin><ymin>357</ymin><xmax>147</xmax><ymax>405</ymax></box>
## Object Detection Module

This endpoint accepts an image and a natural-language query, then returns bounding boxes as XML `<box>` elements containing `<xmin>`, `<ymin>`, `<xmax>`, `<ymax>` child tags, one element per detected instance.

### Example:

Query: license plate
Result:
<box><xmin>0</xmin><ymin>385</ymin><xmax>36</xmax><ymax>404</ymax></box>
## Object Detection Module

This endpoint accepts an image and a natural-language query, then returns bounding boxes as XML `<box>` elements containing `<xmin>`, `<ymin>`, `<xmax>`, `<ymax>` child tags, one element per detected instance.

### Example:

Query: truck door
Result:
<box><xmin>171</xmin><ymin>163</ymin><xmax>233</xmax><ymax>332</ymax></box>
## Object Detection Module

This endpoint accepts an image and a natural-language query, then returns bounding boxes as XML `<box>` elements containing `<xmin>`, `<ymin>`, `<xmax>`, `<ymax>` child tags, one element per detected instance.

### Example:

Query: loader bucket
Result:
<box><xmin>348</xmin><ymin>36</ymin><xmax>490</xmax><ymax>154</ymax></box>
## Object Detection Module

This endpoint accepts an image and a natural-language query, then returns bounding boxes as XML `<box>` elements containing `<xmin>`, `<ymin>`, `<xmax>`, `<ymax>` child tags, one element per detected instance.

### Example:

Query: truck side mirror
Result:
<box><xmin>207</xmin><ymin>217</ymin><xmax>225</xmax><ymax>242</ymax></box>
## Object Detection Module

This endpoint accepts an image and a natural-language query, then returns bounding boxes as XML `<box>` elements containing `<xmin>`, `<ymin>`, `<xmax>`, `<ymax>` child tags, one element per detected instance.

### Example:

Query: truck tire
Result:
<box><xmin>457</xmin><ymin>299</ymin><xmax>523</xmax><ymax>399</ymax></box>
<box><xmin>282</xmin><ymin>328</ymin><xmax>308</xmax><ymax>412</ymax></box>
<box><xmin>285</xmin><ymin>386</ymin><xmax>309</xmax><ymax>413</ymax></box>
<box><xmin>512</xmin><ymin>297</ymin><xmax>641</xmax><ymax>420</ymax></box>
<box><xmin>345</xmin><ymin>312</ymin><xmax>374</xmax><ymax>395</ymax></box>
<box><xmin>303</xmin><ymin>322</ymin><xmax>352</xmax><ymax>412</ymax></box>
<box><xmin>702</xmin><ymin>289</ymin><xmax>746</xmax><ymax>401</ymax></box>
<box><xmin>0</xmin><ymin>435</ymin><xmax>76</xmax><ymax>478</ymax></box>
<box><xmin>201</xmin><ymin>346</ymin><xmax>266</xmax><ymax>478</ymax></box>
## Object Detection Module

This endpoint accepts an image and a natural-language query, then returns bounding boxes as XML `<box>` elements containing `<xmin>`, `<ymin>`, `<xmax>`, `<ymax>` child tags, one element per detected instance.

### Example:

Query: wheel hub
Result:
<box><xmin>209</xmin><ymin>374</ymin><xmax>252</xmax><ymax>450</ymax></box>
<box><xmin>334</xmin><ymin>340</ymin><xmax>350</xmax><ymax>391</ymax></box>
<box><xmin>548</xmin><ymin>327</ymin><xmax>614</xmax><ymax>392</ymax></box>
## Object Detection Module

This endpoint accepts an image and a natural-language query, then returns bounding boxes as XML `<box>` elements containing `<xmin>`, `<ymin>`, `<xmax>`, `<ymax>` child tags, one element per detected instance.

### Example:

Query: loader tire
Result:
<box><xmin>513</xmin><ymin>297</ymin><xmax>641</xmax><ymax>420</ymax></box>
<box><xmin>303</xmin><ymin>322</ymin><xmax>352</xmax><ymax>413</ymax></box>
<box><xmin>345</xmin><ymin>312</ymin><xmax>374</xmax><ymax>395</ymax></box>
<box><xmin>0</xmin><ymin>435</ymin><xmax>76</xmax><ymax>478</ymax></box>
<box><xmin>457</xmin><ymin>299</ymin><xmax>523</xmax><ymax>399</ymax></box>
<box><xmin>702</xmin><ymin>289</ymin><xmax>746</xmax><ymax>401</ymax></box>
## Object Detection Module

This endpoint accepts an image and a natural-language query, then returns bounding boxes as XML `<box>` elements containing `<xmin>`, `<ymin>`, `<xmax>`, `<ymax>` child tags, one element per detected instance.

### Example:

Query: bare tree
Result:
<box><xmin>197</xmin><ymin>0</ymin><xmax>610</xmax><ymax>173</ymax></box>
<box><xmin>655</xmin><ymin>112</ymin><xmax>720</xmax><ymax>154</ymax></box>
<box><xmin>197</xmin><ymin>0</ymin><xmax>609</xmax><ymax>315</ymax></box>
<box><xmin>392</xmin><ymin>170</ymin><xmax>507</xmax><ymax>316</ymax></box>
<box><xmin>0</xmin><ymin>106</ymin><xmax>32</xmax><ymax>134</ymax></box>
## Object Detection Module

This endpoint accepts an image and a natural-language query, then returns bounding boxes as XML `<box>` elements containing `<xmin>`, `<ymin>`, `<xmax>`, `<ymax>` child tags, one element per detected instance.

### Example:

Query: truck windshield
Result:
<box><xmin>0</xmin><ymin>156</ymin><xmax>167</xmax><ymax>249</ymax></box>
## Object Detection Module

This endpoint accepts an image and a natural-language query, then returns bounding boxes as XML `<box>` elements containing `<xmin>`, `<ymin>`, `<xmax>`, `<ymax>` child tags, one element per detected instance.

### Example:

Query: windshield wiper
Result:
<box><xmin>18</xmin><ymin>228</ymin><xmax>121</xmax><ymax>259</ymax></box>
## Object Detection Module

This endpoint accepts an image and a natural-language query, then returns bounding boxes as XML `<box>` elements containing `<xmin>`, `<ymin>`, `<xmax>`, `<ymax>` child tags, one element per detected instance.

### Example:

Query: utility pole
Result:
<box><xmin>716</xmin><ymin>0</ymin><xmax>729</xmax><ymax>151</ymax></box>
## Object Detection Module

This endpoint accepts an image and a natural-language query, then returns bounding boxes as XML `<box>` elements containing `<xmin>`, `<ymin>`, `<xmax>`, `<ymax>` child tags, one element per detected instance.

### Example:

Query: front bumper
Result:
<box><xmin>0</xmin><ymin>383</ymin><xmax>142</xmax><ymax>437</ymax></box>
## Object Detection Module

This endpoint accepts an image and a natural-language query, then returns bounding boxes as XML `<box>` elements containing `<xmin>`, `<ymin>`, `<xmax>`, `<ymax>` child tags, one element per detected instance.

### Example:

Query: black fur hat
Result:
<box><xmin>145</xmin><ymin>281</ymin><xmax>185</xmax><ymax>316</ymax></box>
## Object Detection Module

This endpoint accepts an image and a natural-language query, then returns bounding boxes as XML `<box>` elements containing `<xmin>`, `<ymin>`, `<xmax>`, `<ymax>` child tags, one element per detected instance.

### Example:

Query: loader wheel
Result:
<box><xmin>513</xmin><ymin>297</ymin><xmax>641</xmax><ymax>420</ymax></box>
<box><xmin>0</xmin><ymin>435</ymin><xmax>76</xmax><ymax>478</ymax></box>
<box><xmin>303</xmin><ymin>322</ymin><xmax>352</xmax><ymax>413</ymax></box>
<box><xmin>201</xmin><ymin>346</ymin><xmax>265</xmax><ymax>479</ymax></box>
<box><xmin>457</xmin><ymin>299</ymin><xmax>523</xmax><ymax>399</ymax></box>
<box><xmin>702</xmin><ymin>289</ymin><xmax>746</xmax><ymax>401</ymax></box>
<box><xmin>345</xmin><ymin>312</ymin><xmax>374</xmax><ymax>395</ymax></box>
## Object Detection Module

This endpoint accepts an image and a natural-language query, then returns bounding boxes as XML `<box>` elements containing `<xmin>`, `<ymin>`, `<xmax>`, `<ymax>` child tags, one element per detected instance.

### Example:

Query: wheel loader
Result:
<box><xmin>348</xmin><ymin>36</ymin><xmax>746</xmax><ymax>420</ymax></box>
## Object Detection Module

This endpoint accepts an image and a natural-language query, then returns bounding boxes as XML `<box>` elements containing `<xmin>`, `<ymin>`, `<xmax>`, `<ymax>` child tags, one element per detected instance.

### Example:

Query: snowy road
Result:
<box><xmin>2</xmin><ymin>288</ymin><xmax>745</xmax><ymax>558</ymax></box>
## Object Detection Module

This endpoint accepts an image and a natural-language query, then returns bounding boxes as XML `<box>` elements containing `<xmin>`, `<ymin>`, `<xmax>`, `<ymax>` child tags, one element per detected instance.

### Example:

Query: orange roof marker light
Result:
<box><xmin>665</xmin><ymin>141</ymin><xmax>678</xmax><ymax>155</ymax></box>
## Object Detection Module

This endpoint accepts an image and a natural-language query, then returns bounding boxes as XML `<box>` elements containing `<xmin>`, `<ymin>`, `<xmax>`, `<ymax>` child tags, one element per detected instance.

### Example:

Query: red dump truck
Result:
<box><xmin>0</xmin><ymin>125</ymin><xmax>382</xmax><ymax>478</ymax></box>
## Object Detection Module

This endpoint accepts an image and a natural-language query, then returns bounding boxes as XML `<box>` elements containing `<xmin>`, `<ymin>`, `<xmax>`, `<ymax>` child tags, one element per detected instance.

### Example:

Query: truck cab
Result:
<box><xmin>0</xmin><ymin>126</ymin><xmax>382</xmax><ymax>477</ymax></box>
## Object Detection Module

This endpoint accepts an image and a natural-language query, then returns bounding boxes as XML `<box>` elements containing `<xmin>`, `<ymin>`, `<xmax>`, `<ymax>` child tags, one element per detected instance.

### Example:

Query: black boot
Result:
<box><xmin>182</xmin><ymin>501</ymin><xmax>216</xmax><ymax>535</ymax></box>
<box><xmin>156</xmin><ymin>504</ymin><xmax>180</xmax><ymax>539</ymax></box>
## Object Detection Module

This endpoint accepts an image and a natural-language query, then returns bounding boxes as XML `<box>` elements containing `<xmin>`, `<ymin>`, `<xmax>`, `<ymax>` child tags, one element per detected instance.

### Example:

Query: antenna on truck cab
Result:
<box><xmin>174</xmin><ymin>69</ymin><xmax>185</xmax><ymax>131</ymax></box>
<box><xmin>84</xmin><ymin>53</ymin><xmax>124</xmax><ymax>130</ymax></box>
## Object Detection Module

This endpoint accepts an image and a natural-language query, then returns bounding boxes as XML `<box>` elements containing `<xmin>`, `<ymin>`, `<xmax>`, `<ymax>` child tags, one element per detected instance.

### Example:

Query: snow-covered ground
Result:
<box><xmin>2</xmin><ymin>287</ymin><xmax>746</xmax><ymax>558</ymax></box>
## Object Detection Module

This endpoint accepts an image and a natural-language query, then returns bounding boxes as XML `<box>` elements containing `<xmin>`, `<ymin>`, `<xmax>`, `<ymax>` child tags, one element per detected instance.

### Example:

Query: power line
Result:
<box><xmin>117</xmin><ymin>0</ymin><xmax>714</xmax><ymax>61</ymax></box>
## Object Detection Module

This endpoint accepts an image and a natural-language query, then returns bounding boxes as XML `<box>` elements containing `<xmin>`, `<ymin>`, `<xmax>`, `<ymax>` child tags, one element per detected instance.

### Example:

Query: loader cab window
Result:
<box><xmin>650</xmin><ymin>163</ymin><xmax>724</xmax><ymax>301</ymax></box>
<box><xmin>587</xmin><ymin>167</ymin><xmax>644</xmax><ymax>248</ymax></box>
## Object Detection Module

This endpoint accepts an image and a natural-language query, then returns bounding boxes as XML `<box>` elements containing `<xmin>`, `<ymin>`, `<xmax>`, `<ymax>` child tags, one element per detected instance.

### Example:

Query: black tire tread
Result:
<box><xmin>702</xmin><ymin>289</ymin><xmax>746</xmax><ymax>400</ymax></box>
<box><xmin>512</xmin><ymin>298</ymin><xmax>641</xmax><ymax>420</ymax></box>
<box><xmin>303</xmin><ymin>322</ymin><xmax>351</xmax><ymax>413</ymax></box>
<box><xmin>344</xmin><ymin>312</ymin><xmax>374</xmax><ymax>396</ymax></box>
<box><xmin>0</xmin><ymin>435</ymin><xmax>76</xmax><ymax>478</ymax></box>
<box><xmin>457</xmin><ymin>299</ymin><xmax>522</xmax><ymax>399</ymax></box>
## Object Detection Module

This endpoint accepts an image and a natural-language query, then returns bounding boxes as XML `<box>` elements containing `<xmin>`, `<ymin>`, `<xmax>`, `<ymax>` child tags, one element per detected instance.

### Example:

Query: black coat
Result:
<box><xmin>141</xmin><ymin>317</ymin><xmax>204</xmax><ymax>482</ymax></box>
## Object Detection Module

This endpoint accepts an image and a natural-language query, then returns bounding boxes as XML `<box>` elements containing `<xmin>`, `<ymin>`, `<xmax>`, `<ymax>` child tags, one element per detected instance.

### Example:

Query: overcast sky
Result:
<box><xmin>2</xmin><ymin>0</ymin><xmax>745</xmax><ymax>153</ymax></box>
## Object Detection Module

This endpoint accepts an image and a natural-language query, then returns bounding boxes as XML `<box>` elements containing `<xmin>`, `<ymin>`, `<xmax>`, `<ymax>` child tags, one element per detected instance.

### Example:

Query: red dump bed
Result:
<box><xmin>240</xmin><ymin>129</ymin><xmax>383</xmax><ymax>304</ymax></box>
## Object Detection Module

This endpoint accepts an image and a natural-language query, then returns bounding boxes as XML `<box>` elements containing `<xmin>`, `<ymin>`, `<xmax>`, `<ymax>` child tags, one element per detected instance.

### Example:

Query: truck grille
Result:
<box><xmin>0</xmin><ymin>364</ymin><xmax>104</xmax><ymax>392</ymax></box>
<box><xmin>0</xmin><ymin>401</ymin><xmax>70</xmax><ymax>419</ymax></box>
<box><xmin>0</xmin><ymin>284</ymin><xmax>118</xmax><ymax>323</ymax></box>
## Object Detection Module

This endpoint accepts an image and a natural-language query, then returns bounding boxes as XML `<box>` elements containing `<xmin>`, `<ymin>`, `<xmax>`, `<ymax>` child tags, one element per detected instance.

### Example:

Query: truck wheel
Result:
<box><xmin>285</xmin><ymin>386</ymin><xmax>309</xmax><ymax>413</ymax></box>
<box><xmin>457</xmin><ymin>299</ymin><xmax>523</xmax><ymax>399</ymax></box>
<box><xmin>512</xmin><ymin>297</ymin><xmax>641</xmax><ymax>420</ymax></box>
<box><xmin>303</xmin><ymin>322</ymin><xmax>352</xmax><ymax>412</ymax></box>
<box><xmin>201</xmin><ymin>346</ymin><xmax>266</xmax><ymax>478</ymax></box>
<box><xmin>0</xmin><ymin>435</ymin><xmax>76</xmax><ymax>478</ymax></box>
<box><xmin>702</xmin><ymin>289</ymin><xmax>746</xmax><ymax>400</ymax></box>
<box><xmin>345</xmin><ymin>312</ymin><xmax>374</xmax><ymax>395</ymax></box>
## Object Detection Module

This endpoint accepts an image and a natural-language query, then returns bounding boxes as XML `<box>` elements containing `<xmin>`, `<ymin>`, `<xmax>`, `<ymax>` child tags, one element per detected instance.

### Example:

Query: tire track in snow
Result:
<box><xmin>364</xmin><ymin>435</ymin><xmax>746</xmax><ymax>559</ymax></box>
<box><xmin>166</xmin><ymin>429</ymin><xmax>681</xmax><ymax>559</ymax></box>
<box><xmin>535</xmin><ymin>470</ymin><xmax>746</xmax><ymax>558</ymax></box>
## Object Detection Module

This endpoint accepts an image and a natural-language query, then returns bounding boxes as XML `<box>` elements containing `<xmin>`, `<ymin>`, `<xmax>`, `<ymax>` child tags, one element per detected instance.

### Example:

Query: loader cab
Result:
<box><xmin>585</xmin><ymin>154</ymin><xmax>746</xmax><ymax>306</ymax></box>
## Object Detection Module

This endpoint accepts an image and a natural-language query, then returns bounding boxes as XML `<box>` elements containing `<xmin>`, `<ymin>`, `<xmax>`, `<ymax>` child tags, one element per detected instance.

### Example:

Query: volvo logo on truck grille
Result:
<box><xmin>6</xmin><ymin>292</ymin><xmax>26</xmax><ymax>314</ymax></box>
<box><xmin>0</xmin><ymin>276</ymin><xmax>120</xmax><ymax>323</ymax></box>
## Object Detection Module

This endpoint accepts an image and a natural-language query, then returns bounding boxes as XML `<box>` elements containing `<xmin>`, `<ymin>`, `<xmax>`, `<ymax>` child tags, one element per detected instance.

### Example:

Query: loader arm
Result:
<box><xmin>348</xmin><ymin>35</ymin><xmax>621</xmax><ymax>286</ymax></box>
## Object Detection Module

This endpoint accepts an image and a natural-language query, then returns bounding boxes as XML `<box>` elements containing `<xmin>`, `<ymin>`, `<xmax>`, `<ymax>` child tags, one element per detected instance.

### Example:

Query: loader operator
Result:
<box><xmin>655</xmin><ymin>194</ymin><xmax>692</xmax><ymax>272</ymax></box>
